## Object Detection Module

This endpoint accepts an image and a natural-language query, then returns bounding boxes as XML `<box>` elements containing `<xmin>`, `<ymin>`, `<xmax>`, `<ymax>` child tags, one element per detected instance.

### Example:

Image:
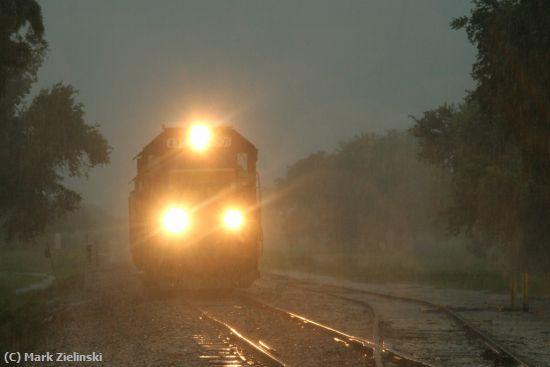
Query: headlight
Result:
<box><xmin>188</xmin><ymin>124</ymin><xmax>211</xmax><ymax>151</ymax></box>
<box><xmin>162</xmin><ymin>207</ymin><xmax>190</xmax><ymax>234</ymax></box>
<box><xmin>222</xmin><ymin>209</ymin><xmax>244</xmax><ymax>230</ymax></box>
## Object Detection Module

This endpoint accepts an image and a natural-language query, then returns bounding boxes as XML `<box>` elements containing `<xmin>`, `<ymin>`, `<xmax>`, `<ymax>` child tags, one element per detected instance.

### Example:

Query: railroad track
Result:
<box><xmin>262</xmin><ymin>272</ymin><xmax>532</xmax><ymax>367</ymax></box>
<box><xmin>239</xmin><ymin>293</ymin><xmax>433</xmax><ymax>367</ymax></box>
<box><xmin>187</xmin><ymin>300</ymin><xmax>286</xmax><ymax>367</ymax></box>
<box><xmin>188</xmin><ymin>291</ymin><xmax>432</xmax><ymax>367</ymax></box>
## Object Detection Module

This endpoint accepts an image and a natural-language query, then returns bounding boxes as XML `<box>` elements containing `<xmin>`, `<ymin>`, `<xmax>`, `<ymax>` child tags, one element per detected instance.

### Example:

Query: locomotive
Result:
<box><xmin>129</xmin><ymin>124</ymin><xmax>261</xmax><ymax>288</ymax></box>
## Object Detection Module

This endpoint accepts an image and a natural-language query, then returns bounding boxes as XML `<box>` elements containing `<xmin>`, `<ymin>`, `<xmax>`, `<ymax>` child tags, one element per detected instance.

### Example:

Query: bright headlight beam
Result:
<box><xmin>163</xmin><ymin>207</ymin><xmax>190</xmax><ymax>234</ymax></box>
<box><xmin>223</xmin><ymin>209</ymin><xmax>244</xmax><ymax>230</ymax></box>
<box><xmin>188</xmin><ymin>124</ymin><xmax>211</xmax><ymax>151</ymax></box>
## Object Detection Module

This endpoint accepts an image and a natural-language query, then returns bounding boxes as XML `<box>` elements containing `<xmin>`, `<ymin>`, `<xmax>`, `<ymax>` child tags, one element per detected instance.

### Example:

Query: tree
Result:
<box><xmin>411</xmin><ymin>101</ymin><xmax>524</xmax><ymax>264</ymax></box>
<box><xmin>411</xmin><ymin>0</ymin><xmax>550</xmax><ymax>272</ymax></box>
<box><xmin>275</xmin><ymin>131</ymin><xmax>442</xmax><ymax>252</ymax></box>
<box><xmin>0</xmin><ymin>1</ymin><xmax>111</xmax><ymax>240</ymax></box>
<box><xmin>0</xmin><ymin>0</ymin><xmax>46</xmax><ymax>122</ymax></box>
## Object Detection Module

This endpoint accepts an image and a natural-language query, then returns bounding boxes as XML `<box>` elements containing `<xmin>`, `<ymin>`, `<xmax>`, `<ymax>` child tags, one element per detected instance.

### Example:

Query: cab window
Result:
<box><xmin>237</xmin><ymin>152</ymin><xmax>248</xmax><ymax>172</ymax></box>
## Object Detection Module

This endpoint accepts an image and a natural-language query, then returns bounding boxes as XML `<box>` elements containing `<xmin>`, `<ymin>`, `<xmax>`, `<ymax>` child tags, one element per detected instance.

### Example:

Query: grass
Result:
<box><xmin>261</xmin><ymin>240</ymin><xmax>550</xmax><ymax>296</ymax></box>
<box><xmin>0</xmin><ymin>245</ymin><xmax>88</xmax><ymax>295</ymax></box>
<box><xmin>0</xmin><ymin>245</ymin><xmax>91</xmax><ymax>351</ymax></box>
<box><xmin>0</xmin><ymin>245</ymin><xmax>90</xmax><ymax>295</ymax></box>
<box><xmin>0</xmin><ymin>275</ymin><xmax>91</xmax><ymax>351</ymax></box>
<box><xmin>0</xmin><ymin>272</ymin><xmax>45</xmax><ymax>292</ymax></box>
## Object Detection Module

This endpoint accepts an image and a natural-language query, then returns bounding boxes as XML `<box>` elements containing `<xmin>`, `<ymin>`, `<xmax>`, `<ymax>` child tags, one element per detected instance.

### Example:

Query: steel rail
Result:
<box><xmin>239</xmin><ymin>293</ymin><xmax>433</xmax><ymax>367</ymax></box>
<box><xmin>306</xmin><ymin>290</ymin><xmax>386</xmax><ymax>367</ymax></box>
<box><xmin>327</xmin><ymin>285</ymin><xmax>530</xmax><ymax>367</ymax></box>
<box><xmin>313</xmin><ymin>290</ymin><xmax>384</xmax><ymax>367</ymax></box>
<box><xmin>266</xmin><ymin>272</ymin><xmax>531</xmax><ymax>367</ymax></box>
<box><xmin>188</xmin><ymin>302</ymin><xmax>287</xmax><ymax>367</ymax></box>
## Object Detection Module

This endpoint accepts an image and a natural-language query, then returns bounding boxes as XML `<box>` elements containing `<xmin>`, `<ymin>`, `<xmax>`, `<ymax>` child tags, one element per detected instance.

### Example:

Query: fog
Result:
<box><xmin>4</xmin><ymin>3</ymin><xmax>550</xmax><ymax>364</ymax></box>
<box><xmin>37</xmin><ymin>0</ymin><xmax>475</xmax><ymax>216</ymax></box>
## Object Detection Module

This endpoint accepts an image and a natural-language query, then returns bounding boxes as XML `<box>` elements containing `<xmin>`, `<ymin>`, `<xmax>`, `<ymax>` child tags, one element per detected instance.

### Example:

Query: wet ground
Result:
<box><xmin>247</xmin><ymin>275</ymin><xmax>495</xmax><ymax>367</ymax></box>
<box><xmin>264</xmin><ymin>270</ymin><xmax>550</xmax><ymax>367</ymax></box>
<box><xmin>12</xmin><ymin>265</ymin><xmax>550</xmax><ymax>367</ymax></box>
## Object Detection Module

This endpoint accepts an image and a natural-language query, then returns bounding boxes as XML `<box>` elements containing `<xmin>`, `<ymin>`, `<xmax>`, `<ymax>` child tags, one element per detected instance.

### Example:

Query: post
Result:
<box><xmin>45</xmin><ymin>241</ymin><xmax>58</xmax><ymax>286</ymax></box>
<box><xmin>522</xmin><ymin>272</ymin><xmax>529</xmax><ymax>312</ymax></box>
<box><xmin>84</xmin><ymin>234</ymin><xmax>92</xmax><ymax>289</ymax></box>
<box><xmin>54</xmin><ymin>233</ymin><xmax>62</xmax><ymax>250</ymax></box>
<box><xmin>86</xmin><ymin>234</ymin><xmax>92</xmax><ymax>265</ymax></box>
<box><xmin>510</xmin><ymin>276</ymin><xmax>517</xmax><ymax>308</ymax></box>
<box><xmin>94</xmin><ymin>240</ymin><xmax>100</xmax><ymax>270</ymax></box>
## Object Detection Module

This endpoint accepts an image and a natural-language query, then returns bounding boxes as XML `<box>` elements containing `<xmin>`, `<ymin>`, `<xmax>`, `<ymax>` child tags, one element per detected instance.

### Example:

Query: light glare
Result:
<box><xmin>223</xmin><ymin>209</ymin><xmax>244</xmax><ymax>230</ymax></box>
<box><xmin>163</xmin><ymin>207</ymin><xmax>190</xmax><ymax>234</ymax></box>
<box><xmin>188</xmin><ymin>124</ymin><xmax>211</xmax><ymax>151</ymax></box>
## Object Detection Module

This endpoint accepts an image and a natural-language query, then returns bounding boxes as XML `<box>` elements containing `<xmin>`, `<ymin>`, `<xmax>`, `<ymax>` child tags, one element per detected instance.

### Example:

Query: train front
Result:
<box><xmin>129</xmin><ymin>125</ymin><xmax>261</xmax><ymax>288</ymax></box>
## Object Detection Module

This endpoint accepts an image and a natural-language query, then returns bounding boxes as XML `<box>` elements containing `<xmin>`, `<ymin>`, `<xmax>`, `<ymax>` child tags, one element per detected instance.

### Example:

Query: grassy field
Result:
<box><xmin>0</xmin><ymin>244</ymin><xmax>105</xmax><ymax>350</ymax></box>
<box><xmin>261</xmin><ymin>241</ymin><xmax>550</xmax><ymax>296</ymax></box>
<box><xmin>0</xmin><ymin>245</ymin><xmax>89</xmax><ymax>298</ymax></box>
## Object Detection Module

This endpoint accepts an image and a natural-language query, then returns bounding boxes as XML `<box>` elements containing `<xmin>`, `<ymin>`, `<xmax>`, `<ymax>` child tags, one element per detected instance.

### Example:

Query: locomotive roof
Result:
<box><xmin>134</xmin><ymin>125</ymin><xmax>257</xmax><ymax>159</ymax></box>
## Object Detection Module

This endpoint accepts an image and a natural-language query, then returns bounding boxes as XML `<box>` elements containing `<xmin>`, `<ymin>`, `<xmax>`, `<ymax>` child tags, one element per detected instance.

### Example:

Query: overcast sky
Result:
<box><xmin>37</xmin><ymin>0</ymin><xmax>475</xmax><ymax>216</ymax></box>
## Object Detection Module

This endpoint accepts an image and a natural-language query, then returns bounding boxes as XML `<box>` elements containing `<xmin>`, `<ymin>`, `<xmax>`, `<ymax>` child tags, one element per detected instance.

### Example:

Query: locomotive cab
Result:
<box><xmin>129</xmin><ymin>125</ymin><xmax>261</xmax><ymax>288</ymax></box>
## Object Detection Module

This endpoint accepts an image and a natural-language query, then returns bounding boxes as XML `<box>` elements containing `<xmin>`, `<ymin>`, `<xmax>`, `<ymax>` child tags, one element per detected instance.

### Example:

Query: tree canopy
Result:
<box><xmin>0</xmin><ymin>0</ymin><xmax>111</xmax><ymax>240</ymax></box>
<box><xmin>275</xmin><ymin>131</ymin><xmax>443</xmax><ymax>252</ymax></box>
<box><xmin>411</xmin><ymin>0</ymin><xmax>550</xmax><ymax>272</ymax></box>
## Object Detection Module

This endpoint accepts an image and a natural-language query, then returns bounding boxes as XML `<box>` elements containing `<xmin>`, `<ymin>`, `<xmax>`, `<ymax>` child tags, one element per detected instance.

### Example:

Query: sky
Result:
<box><xmin>37</xmin><ymin>0</ymin><xmax>476</xmax><ymax>216</ymax></box>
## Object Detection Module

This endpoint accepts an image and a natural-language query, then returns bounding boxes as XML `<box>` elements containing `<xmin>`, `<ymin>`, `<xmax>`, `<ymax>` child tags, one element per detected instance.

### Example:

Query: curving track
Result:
<box><xmin>259</xmin><ymin>272</ymin><xmax>533</xmax><ymax>367</ymax></box>
<box><xmin>187</xmin><ymin>291</ymin><xmax>433</xmax><ymax>367</ymax></box>
<box><xmin>239</xmin><ymin>293</ymin><xmax>433</xmax><ymax>367</ymax></box>
<box><xmin>180</xmin><ymin>272</ymin><xmax>538</xmax><ymax>366</ymax></box>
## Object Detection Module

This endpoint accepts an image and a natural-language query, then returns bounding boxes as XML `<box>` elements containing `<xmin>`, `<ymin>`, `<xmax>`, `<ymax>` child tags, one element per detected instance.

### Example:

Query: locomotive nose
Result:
<box><xmin>129</xmin><ymin>125</ymin><xmax>260</xmax><ymax>288</ymax></box>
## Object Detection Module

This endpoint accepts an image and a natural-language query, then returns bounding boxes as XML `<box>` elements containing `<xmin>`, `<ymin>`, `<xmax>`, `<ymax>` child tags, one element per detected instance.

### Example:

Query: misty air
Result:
<box><xmin>1</xmin><ymin>1</ymin><xmax>549</xmax><ymax>366</ymax></box>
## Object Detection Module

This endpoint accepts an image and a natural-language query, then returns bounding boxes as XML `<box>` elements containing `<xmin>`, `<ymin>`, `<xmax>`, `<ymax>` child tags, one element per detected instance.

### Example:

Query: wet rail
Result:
<box><xmin>325</xmin><ymin>286</ymin><xmax>529</xmax><ymax>367</ymax></box>
<box><xmin>189</xmin><ymin>294</ymin><xmax>375</xmax><ymax>367</ymax></box>
<box><xmin>238</xmin><ymin>293</ymin><xmax>433</xmax><ymax>367</ymax></box>
<box><xmin>264</xmin><ymin>272</ymin><xmax>531</xmax><ymax>367</ymax></box>
<box><xmin>187</xmin><ymin>301</ymin><xmax>287</xmax><ymax>367</ymax></box>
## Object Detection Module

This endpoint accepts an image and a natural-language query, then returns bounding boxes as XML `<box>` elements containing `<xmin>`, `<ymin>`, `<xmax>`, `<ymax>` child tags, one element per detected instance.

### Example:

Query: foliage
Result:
<box><xmin>0</xmin><ymin>1</ymin><xmax>111</xmax><ymax>240</ymax></box>
<box><xmin>411</xmin><ymin>0</ymin><xmax>550</xmax><ymax>272</ymax></box>
<box><xmin>411</xmin><ymin>101</ymin><xmax>524</xmax><ymax>261</ymax></box>
<box><xmin>275</xmin><ymin>130</ymin><xmax>444</xmax><ymax>252</ymax></box>
<box><xmin>0</xmin><ymin>0</ymin><xmax>46</xmax><ymax>122</ymax></box>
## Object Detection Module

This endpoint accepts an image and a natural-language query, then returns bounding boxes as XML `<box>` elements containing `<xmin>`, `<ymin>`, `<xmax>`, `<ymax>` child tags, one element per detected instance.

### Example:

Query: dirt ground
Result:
<box><xmin>4</xmin><ymin>264</ymin><xmax>217</xmax><ymax>366</ymax></box>
<box><xmin>266</xmin><ymin>270</ymin><xmax>550</xmax><ymax>367</ymax></box>
<box><xmin>4</xmin><ymin>264</ymin><xmax>549</xmax><ymax>367</ymax></box>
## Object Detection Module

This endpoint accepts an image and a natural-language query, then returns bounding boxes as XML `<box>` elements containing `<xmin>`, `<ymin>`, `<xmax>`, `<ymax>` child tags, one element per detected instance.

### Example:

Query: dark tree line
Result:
<box><xmin>411</xmin><ymin>0</ymin><xmax>550</xmax><ymax>273</ymax></box>
<box><xmin>275</xmin><ymin>131</ymin><xmax>445</xmax><ymax>253</ymax></box>
<box><xmin>0</xmin><ymin>0</ymin><xmax>110</xmax><ymax>241</ymax></box>
<box><xmin>275</xmin><ymin>0</ymin><xmax>550</xmax><ymax>274</ymax></box>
